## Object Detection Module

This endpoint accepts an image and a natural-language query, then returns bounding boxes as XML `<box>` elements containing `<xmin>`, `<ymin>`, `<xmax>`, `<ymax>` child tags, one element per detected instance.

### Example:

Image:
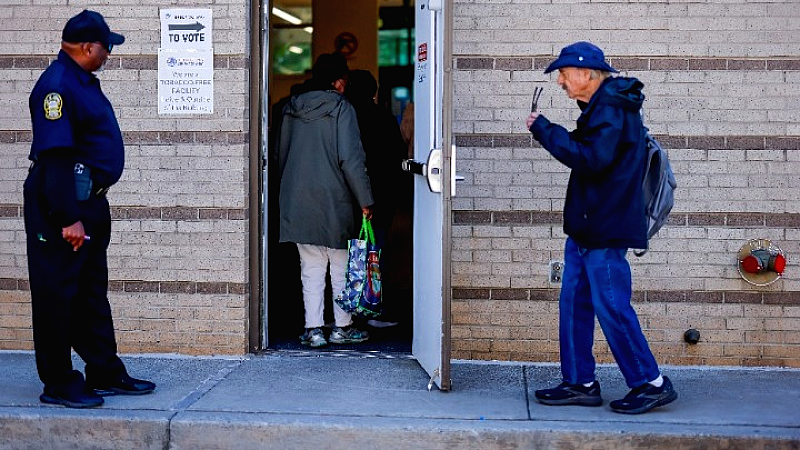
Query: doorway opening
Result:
<box><xmin>265</xmin><ymin>0</ymin><xmax>416</xmax><ymax>354</ymax></box>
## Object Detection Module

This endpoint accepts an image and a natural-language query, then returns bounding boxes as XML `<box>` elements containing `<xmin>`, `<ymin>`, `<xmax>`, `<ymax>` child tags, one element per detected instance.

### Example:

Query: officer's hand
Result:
<box><xmin>62</xmin><ymin>221</ymin><xmax>86</xmax><ymax>251</ymax></box>
<box><xmin>525</xmin><ymin>112</ymin><xmax>540</xmax><ymax>130</ymax></box>
<box><xmin>362</xmin><ymin>206</ymin><xmax>373</xmax><ymax>221</ymax></box>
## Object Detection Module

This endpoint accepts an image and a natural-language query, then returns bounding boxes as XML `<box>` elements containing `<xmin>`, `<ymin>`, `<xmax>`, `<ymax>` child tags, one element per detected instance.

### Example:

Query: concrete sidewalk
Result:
<box><xmin>0</xmin><ymin>350</ymin><xmax>798</xmax><ymax>450</ymax></box>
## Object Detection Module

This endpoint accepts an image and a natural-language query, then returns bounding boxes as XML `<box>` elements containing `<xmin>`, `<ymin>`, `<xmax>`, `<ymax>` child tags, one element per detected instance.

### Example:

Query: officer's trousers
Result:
<box><xmin>24</xmin><ymin>168</ymin><xmax>125</xmax><ymax>390</ymax></box>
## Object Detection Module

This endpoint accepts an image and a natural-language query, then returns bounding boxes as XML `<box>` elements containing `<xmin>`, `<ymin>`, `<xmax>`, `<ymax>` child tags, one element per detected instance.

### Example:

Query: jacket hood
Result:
<box><xmin>286</xmin><ymin>89</ymin><xmax>346</xmax><ymax>121</ymax></box>
<box><xmin>597</xmin><ymin>76</ymin><xmax>645</xmax><ymax>112</ymax></box>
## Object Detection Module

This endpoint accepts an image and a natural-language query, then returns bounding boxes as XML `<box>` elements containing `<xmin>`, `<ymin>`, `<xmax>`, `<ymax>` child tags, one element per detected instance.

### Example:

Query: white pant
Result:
<box><xmin>296</xmin><ymin>244</ymin><xmax>353</xmax><ymax>329</ymax></box>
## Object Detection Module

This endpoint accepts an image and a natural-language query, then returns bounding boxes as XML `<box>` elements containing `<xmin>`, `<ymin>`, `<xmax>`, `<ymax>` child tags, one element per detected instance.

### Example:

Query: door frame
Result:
<box><xmin>439</xmin><ymin>0</ymin><xmax>454</xmax><ymax>392</ymax></box>
<box><xmin>249</xmin><ymin>0</ymin><xmax>455</xmax><ymax>382</ymax></box>
<box><xmin>249</xmin><ymin>0</ymin><xmax>267</xmax><ymax>351</ymax></box>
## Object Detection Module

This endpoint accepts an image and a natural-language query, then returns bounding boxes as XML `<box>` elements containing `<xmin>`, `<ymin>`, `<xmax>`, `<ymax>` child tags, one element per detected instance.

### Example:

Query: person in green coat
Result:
<box><xmin>276</xmin><ymin>53</ymin><xmax>374</xmax><ymax>348</ymax></box>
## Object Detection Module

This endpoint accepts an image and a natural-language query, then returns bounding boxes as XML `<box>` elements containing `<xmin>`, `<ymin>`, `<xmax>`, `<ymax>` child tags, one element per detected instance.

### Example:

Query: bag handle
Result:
<box><xmin>359</xmin><ymin>215</ymin><xmax>376</xmax><ymax>245</ymax></box>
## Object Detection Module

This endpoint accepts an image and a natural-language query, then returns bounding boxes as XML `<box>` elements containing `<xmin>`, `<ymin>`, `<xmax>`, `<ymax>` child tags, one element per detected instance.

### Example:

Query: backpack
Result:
<box><xmin>634</xmin><ymin>128</ymin><xmax>677</xmax><ymax>257</ymax></box>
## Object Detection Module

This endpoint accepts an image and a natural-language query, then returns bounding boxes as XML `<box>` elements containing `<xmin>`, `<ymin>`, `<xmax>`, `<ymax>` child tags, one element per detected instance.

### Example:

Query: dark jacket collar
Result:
<box><xmin>57</xmin><ymin>49</ymin><xmax>97</xmax><ymax>86</ymax></box>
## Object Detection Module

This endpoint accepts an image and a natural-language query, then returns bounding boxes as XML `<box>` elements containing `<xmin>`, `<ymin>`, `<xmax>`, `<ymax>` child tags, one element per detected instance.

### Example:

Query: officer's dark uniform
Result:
<box><xmin>24</xmin><ymin>10</ymin><xmax>153</xmax><ymax>407</ymax></box>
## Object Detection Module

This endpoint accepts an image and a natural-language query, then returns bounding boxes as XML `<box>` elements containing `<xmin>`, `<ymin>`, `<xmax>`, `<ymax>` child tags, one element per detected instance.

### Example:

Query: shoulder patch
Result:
<box><xmin>43</xmin><ymin>92</ymin><xmax>63</xmax><ymax>120</ymax></box>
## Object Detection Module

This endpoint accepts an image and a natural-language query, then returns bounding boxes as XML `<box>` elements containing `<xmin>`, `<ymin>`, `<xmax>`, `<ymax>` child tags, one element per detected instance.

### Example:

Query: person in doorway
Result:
<box><xmin>399</xmin><ymin>101</ymin><xmax>414</xmax><ymax>160</ymax></box>
<box><xmin>24</xmin><ymin>10</ymin><xmax>155</xmax><ymax>408</ymax></box>
<box><xmin>275</xmin><ymin>53</ymin><xmax>374</xmax><ymax>348</ymax></box>
<box><xmin>344</xmin><ymin>70</ymin><xmax>407</xmax><ymax>328</ymax></box>
<box><xmin>524</xmin><ymin>41</ymin><xmax>677</xmax><ymax>414</ymax></box>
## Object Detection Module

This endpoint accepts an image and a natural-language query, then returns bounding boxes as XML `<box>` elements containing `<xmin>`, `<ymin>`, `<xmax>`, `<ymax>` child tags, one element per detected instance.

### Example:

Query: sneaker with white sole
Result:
<box><xmin>329</xmin><ymin>326</ymin><xmax>369</xmax><ymax>344</ymax></box>
<box><xmin>299</xmin><ymin>328</ymin><xmax>327</xmax><ymax>348</ymax></box>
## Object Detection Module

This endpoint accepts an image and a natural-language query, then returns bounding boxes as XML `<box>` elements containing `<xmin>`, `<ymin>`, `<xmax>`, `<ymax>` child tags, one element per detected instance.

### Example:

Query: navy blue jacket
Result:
<box><xmin>28</xmin><ymin>50</ymin><xmax>124</xmax><ymax>227</ymax></box>
<box><xmin>529</xmin><ymin>76</ymin><xmax>647</xmax><ymax>249</ymax></box>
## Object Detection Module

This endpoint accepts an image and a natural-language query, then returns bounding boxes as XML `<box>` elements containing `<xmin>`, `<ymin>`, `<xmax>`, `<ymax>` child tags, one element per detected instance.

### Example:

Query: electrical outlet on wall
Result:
<box><xmin>549</xmin><ymin>260</ymin><xmax>564</xmax><ymax>285</ymax></box>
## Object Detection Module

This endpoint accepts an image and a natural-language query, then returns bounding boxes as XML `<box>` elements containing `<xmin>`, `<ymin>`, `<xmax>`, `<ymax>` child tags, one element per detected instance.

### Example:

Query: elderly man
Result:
<box><xmin>525</xmin><ymin>41</ymin><xmax>677</xmax><ymax>414</ymax></box>
<box><xmin>25</xmin><ymin>10</ymin><xmax>154</xmax><ymax>408</ymax></box>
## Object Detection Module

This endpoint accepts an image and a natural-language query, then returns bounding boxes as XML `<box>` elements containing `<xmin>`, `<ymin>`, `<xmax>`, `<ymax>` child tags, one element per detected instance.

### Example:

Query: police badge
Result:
<box><xmin>43</xmin><ymin>92</ymin><xmax>62</xmax><ymax>120</ymax></box>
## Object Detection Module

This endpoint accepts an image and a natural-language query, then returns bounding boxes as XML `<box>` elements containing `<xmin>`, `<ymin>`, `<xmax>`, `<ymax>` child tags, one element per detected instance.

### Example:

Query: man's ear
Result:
<box><xmin>80</xmin><ymin>42</ymin><xmax>93</xmax><ymax>56</ymax></box>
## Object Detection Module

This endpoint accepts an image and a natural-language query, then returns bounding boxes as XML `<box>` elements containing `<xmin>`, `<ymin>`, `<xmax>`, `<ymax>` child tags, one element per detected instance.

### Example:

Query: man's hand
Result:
<box><xmin>62</xmin><ymin>221</ymin><xmax>86</xmax><ymax>251</ymax></box>
<box><xmin>362</xmin><ymin>206</ymin><xmax>373</xmax><ymax>220</ymax></box>
<box><xmin>525</xmin><ymin>111</ymin><xmax>540</xmax><ymax>130</ymax></box>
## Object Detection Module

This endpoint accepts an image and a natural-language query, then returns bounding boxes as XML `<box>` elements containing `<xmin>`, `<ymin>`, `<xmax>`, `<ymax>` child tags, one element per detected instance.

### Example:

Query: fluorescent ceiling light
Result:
<box><xmin>272</xmin><ymin>7</ymin><xmax>302</xmax><ymax>25</ymax></box>
<box><xmin>288</xmin><ymin>46</ymin><xmax>303</xmax><ymax>54</ymax></box>
<box><xmin>303</xmin><ymin>26</ymin><xmax>313</xmax><ymax>34</ymax></box>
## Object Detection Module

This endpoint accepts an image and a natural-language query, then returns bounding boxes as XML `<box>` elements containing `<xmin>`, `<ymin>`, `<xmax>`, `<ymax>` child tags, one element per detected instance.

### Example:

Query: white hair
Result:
<box><xmin>589</xmin><ymin>69</ymin><xmax>612</xmax><ymax>80</ymax></box>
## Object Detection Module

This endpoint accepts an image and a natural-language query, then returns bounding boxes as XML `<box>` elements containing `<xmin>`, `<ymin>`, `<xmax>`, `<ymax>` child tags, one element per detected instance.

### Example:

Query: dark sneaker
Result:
<box><xmin>367</xmin><ymin>319</ymin><xmax>399</xmax><ymax>328</ymax></box>
<box><xmin>88</xmin><ymin>374</ymin><xmax>156</xmax><ymax>396</ymax></box>
<box><xmin>40</xmin><ymin>386</ymin><xmax>104</xmax><ymax>408</ymax></box>
<box><xmin>300</xmin><ymin>328</ymin><xmax>327</xmax><ymax>348</ymax></box>
<box><xmin>610</xmin><ymin>376</ymin><xmax>677</xmax><ymax>414</ymax></box>
<box><xmin>535</xmin><ymin>381</ymin><xmax>603</xmax><ymax>406</ymax></box>
<box><xmin>329</xmin><ymin>326</ymin><xmax>369</xmax><ymax>344</ymax></box>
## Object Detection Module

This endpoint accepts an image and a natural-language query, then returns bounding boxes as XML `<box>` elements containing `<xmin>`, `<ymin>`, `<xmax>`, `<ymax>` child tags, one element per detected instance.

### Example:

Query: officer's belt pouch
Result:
<box><xmin>74</xmin><ymin>163</ymin><xmax>93</xmax><ymax>201</ymax></box>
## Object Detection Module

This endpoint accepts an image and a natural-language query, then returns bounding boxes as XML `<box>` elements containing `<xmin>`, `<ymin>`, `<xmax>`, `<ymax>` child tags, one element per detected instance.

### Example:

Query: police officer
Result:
<box><xmin>24</xmin><ymin>10</ymin><xmax>155</xmax><ymax>408</ymax></box>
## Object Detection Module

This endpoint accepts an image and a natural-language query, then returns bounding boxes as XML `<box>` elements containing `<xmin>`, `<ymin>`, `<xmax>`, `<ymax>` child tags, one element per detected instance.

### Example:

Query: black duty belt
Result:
<box><xmin>95</xmin><ymin>187</ymin><xmax>109</xmax><ymax>197</ymax></box>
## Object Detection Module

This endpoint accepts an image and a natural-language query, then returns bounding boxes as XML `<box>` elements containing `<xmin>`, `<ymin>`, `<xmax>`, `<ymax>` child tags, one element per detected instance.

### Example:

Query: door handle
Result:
<box><xmin>401</xmin><ymin>158</ymin><xmax>425</xmax><ymax>176</ymax></box>
<box><xmin>401</xmin><ymin>148</ymin><xmax>441</xmax><ymax>193</ymax></box>
<box><xmin>402</xmin><ymin>147</ymin><xmax>463</xmax><ymax>194</ymax></box>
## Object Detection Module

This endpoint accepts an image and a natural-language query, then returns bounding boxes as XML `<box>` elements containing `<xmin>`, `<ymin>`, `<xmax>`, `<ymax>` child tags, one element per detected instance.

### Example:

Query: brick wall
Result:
<box><xmin>0</xmin><ymin>2</ymin><xmax>251</xmax><ymax>355</ymax></box>
<box><xmin>2</xmin><ymin>0</ymin><xmax>799</xmax><ymax>366</ymax></box>
<box><xmin>451</xmin><ymin>0</ymin><xmax>800</xmax><ymax>367</ymax></box>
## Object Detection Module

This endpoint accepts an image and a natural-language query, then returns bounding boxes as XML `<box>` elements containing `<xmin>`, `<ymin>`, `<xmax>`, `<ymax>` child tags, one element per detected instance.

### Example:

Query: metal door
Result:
<box><xmin>410</xmin><ymin>0</ymin><xmax>453</xmax><ymax>391</ymax></box>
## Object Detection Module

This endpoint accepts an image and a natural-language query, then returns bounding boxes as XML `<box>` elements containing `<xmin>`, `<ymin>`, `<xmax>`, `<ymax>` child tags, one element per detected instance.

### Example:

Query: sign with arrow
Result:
<box><xmin>158</xmin><ymin>9</ymin><xmax>213</xmax><ymax>114</ymax></box>
<box><xmin>160</xmin><ymin>9</ymin><xmax>212</xmax><ymax>50</ymax></box>
<box><xmin>169</xmin><ymin>22</ymin><xmax>205</xmax><ymax>32</ymax></box>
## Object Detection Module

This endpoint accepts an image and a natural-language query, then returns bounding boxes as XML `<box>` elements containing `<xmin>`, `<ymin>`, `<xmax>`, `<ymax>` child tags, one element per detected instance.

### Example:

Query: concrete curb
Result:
<box><xmin>0</xmin><ymin>352</ymin><xmax>798</xmax><ymax>449</ymax></box>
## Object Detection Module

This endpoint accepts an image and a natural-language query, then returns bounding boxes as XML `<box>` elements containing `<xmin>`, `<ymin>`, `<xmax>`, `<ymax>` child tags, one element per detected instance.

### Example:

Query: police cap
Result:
<box><xmin>62</xmin><ymin>10</ymin><xmax>125</xmax><ymax>51</ymax></box>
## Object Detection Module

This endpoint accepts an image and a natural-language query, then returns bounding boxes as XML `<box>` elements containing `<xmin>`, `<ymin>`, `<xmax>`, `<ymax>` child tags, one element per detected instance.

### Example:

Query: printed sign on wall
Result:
<box><xmin>160</xmin><ymin>9</ymin><xmax>212</xmax><ymax>50</ymax></box>
<box><xmin>158</xmin><ymin>48</ymin><xmax>214</xmax><ymax>114</ymax></box>
<box><xmin>158</xmin><ymin>9</ymin><xmax>213</xmax><ymax>114</ymax></box>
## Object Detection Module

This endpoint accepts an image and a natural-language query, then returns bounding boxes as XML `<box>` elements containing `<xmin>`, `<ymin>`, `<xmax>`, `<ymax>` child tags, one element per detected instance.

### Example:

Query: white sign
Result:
<box><xmin>158</xmin><ymin>48</ymin><xmax>214</xmax><ymax>114</ymax></box>
<box><xmin>160</xmin><ymin>9</ymin><xmax>212</xmax><ymax>50</ymax></box>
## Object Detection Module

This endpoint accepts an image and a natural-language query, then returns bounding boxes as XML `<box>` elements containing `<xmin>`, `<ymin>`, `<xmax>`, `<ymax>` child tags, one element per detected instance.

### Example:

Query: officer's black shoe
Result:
<box><xmin>89</xmin><ymin>373</ymin><xmax>156</xmax><ymax>396</ymax></box>
<box><xmin>40</xmin><ymin>386</ymin><xmax>104</xmax><ymax>408</ymax></box>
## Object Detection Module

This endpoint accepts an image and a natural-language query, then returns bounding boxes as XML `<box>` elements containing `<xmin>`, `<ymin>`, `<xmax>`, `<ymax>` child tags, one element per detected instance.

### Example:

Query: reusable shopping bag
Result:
<box><xmin>336</xmin><ymin>216</ymin><xmax>382</xmax><ymax>318</ymax></box>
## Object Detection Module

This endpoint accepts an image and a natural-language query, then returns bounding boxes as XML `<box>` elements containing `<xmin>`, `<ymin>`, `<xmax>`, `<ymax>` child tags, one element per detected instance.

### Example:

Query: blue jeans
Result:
<box><xmin>559</xmin><ymin>237</ymin><xmax>660</xmax><ymax>388</ymax></box>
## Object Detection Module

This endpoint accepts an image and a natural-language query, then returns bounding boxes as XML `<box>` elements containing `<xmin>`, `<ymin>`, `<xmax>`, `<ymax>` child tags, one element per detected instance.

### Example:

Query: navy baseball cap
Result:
<box><xmin>544</xmin><ymin>41</ymin><xmax>618</xmax><ymax>74</ymax></box>
<box><xmin>62</xmin><ymin>10</ymin><xmax>125</xmax><ymax>51</ymax></box>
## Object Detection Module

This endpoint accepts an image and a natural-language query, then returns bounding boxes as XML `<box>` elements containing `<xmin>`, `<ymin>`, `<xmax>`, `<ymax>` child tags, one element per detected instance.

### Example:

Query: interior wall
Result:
<box><xmin>271</xmin><ymin>0</ymin><xmax>380</xmax><ymax>124</ymax></box>
<box><xmin>312</xmin><ymin>0</ymin><xmax>378</xmax><ymax>78</ymax></box>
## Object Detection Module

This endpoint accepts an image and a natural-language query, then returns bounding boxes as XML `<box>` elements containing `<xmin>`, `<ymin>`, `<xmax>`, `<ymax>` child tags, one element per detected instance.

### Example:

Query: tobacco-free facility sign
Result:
<box><xmin>158</xmin><ymin>49</ymin><xmax>214</xmax><ymax>114</ymax></box>
<box><xmin>158</xmin><ymin>9</ymin><xmax>214</xmax><ymax>114</ymax></box>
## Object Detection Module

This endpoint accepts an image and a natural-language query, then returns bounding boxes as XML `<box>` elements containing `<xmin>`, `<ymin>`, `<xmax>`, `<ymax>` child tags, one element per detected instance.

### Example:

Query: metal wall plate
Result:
<box><xmin>737</xmin><ymin>238</ymin><xmax>784</xmax><ymax>286</ymax></box>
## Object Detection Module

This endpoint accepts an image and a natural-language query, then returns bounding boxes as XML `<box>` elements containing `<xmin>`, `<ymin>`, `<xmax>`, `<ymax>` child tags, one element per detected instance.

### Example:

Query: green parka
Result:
<box><xmin>276</xmin><ymin>89</ymin><xmax>374</xmax><ymax>249</ymax></box>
